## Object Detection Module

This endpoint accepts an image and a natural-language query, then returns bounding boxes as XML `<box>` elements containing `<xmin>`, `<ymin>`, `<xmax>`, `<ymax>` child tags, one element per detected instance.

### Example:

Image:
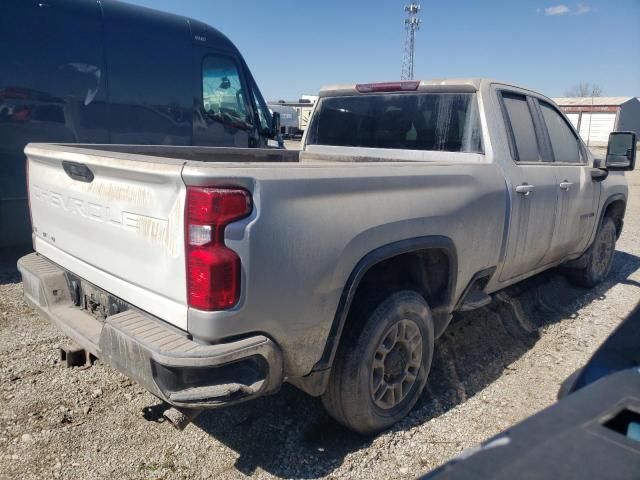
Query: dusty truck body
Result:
<box><xmin>18</xmin><ymin>79</ymin><xmax>635</xmax><ymax>433</ymax></box>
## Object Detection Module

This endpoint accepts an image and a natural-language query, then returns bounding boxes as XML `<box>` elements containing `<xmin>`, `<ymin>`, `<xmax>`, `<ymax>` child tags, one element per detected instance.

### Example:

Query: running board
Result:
<box><xmin>459</xmin><ymin>290</ymin><xmax>492</xmax><ymax>311</ymax></box>
<box><xmin>456</xmin><ymin>267</ymin><xmax>496</xmax><ymax>312</ymax></box>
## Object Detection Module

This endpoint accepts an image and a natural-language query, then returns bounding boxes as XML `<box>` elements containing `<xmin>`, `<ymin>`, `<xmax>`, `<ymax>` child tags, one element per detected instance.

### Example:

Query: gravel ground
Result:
<box><xmin>2</xmin><ymin>171</ymin><xmax>640</xmax><ymax>480</ymax></box>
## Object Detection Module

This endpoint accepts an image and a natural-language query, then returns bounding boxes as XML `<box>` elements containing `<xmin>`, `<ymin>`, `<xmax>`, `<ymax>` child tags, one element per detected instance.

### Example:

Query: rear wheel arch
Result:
<box><xmin>291</xmin><ymin>236</ymin><xmax>457</xmax><ymax>397</ymax></box>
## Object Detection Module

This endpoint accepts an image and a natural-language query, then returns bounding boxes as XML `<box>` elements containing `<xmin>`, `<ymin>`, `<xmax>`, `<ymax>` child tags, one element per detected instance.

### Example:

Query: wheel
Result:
<box><xmin>322</xmin><ymin>290</ymin><xmax>434</xmax><ymax>434</ymax></box>
<box><xmin>565</xmin><ymin>217</ymin><xmax>617</xmax><ymax>288</ymax></box>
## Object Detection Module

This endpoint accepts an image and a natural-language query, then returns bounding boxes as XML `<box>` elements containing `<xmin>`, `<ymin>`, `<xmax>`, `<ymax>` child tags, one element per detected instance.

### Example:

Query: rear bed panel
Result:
<box><xmin>26</xmin><ymin>144</ymin><xmax>189</xmax><ymax>329</ymax></box>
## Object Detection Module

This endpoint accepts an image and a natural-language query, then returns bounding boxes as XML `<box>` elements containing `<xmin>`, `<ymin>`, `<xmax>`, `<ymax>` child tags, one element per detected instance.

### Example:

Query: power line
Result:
<box><xmin>401</xmin><ymin>3</ymin><xmax>421</xmax><ymax>80</ymax></box>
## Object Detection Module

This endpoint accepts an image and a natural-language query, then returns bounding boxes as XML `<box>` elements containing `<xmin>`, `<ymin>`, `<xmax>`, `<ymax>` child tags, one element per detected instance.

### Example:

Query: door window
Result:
<box><xmin>539</xmin><ymin>102</ymin><xmax>583</xmax><ymax>163</ymax></box>
<box><xmin>202</xmin><ymin>56</ymin><xmax>251</xmax><ymax>130</ymax></box>
<box><xmin>502</xmin><ymin>93</ymin><xmax>541</xmax><ymax>162</ymax></box>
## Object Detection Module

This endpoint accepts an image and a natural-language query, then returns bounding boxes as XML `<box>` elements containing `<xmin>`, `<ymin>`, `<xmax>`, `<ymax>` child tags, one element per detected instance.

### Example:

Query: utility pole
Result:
<box><xmin>401</xmin><ymin>3</ymin><xmax>421</xmax><ymax>80</ymax></box>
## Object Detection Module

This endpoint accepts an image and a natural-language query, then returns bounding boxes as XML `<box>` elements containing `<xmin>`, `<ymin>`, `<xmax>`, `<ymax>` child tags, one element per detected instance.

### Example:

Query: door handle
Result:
<box><xmin>515</xmin><ymin>184</ymin><xmax>535</xmax><ymax>196</ymax></box>
<box><xmin>559</xmin><ymin>181</ymin><xmax>573</xmax><ymax>191</ymax></box>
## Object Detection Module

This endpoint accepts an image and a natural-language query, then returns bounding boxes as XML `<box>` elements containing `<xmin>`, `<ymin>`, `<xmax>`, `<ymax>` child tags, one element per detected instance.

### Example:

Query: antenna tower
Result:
<box><xmin>401</xmin><ymin>3</ymin><xmax>421</xmax><ymax>80</ymax></box>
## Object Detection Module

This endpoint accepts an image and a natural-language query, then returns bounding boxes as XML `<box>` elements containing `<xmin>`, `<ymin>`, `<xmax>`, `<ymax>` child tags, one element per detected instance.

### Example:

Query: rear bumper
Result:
<box><xmin>17</xmin><ymin>253</ymin><xmax>283</xmax><ymax>408</ymax></box>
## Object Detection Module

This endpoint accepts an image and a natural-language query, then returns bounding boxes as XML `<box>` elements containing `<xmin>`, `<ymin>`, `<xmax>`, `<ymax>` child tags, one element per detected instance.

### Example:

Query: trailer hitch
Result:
<box><xmin>60</xmin><ymin>343</ymin><xmax>97</xmax><ymax>368</ymax></box>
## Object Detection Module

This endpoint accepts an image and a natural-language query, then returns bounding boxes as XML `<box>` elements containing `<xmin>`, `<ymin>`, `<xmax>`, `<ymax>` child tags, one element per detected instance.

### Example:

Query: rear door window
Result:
<box><xmin>501</xmin><ymin>93</ymin><xmax>541</xmax><ymax>162</ymax></box>
<box><xmin>539</xmin><ymin>101</ymin><xmax>583</xmax><ymax>163</ymax></box>
<box><xmin>307</xmin><ymin>93</ymin><xmax>483</xmax><ymax>153</ymax></box>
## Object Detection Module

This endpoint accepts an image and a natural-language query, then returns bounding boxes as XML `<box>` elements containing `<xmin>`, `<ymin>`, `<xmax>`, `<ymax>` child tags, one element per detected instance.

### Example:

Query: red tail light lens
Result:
<box><xmin>187</xmin><ymin>188</ymin><xmax>252</xmax><ymax>224</ymax></box>
<box><xmin>187</xmin><ymin>246</ymin><xmax>242</xmax><ymax>310</ymax></box>
<box><xmin>186</xmin><ymin>187</ymin><xmax>252</xmax><ymax>311</ymax></box>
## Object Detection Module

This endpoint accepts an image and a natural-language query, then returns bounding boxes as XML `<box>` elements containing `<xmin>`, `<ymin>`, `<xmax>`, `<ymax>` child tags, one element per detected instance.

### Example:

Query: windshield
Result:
<box><xmin>307</xmin><ymin>93</ymin><xmax>483</xmax><ymax>153</ymax></box>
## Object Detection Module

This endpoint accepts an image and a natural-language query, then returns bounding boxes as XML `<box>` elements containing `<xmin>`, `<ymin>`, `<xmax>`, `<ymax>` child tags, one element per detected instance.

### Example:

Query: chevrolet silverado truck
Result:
<box><xmin>18</xmin><ymin>79</ymin><xmax>637</xmax><ymax>434</ymax></box>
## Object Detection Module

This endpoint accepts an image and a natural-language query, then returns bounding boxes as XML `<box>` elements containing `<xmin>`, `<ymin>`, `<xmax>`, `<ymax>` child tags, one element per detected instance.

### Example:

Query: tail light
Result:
<box><xmin>185</xmin><ymin>187</ymin><xmax>252</xmax><ymax>311</ymax></box>
<box><xmin>356</xmin><ymin>81</ymin><xmax>420</xmax><ymax>93</ymax></box>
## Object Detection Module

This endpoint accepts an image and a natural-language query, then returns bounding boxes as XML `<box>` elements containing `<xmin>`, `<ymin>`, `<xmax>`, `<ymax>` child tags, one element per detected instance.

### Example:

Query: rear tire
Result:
<box><xmin>565</xmin><ymin>217</ymin><xmax>617</xmax><ymax>288</ymax></box>
<box><xmin>321</xmin><ymin>290</ymin><xmax>434</xmax><ymax>434</ymax></box>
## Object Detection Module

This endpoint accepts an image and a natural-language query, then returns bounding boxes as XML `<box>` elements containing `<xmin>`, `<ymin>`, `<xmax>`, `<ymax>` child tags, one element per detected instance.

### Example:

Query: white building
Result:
<box><xmin>552</xmin><ymin>97</ymin><xmax>640</xmax><ymax>146</ymax></box>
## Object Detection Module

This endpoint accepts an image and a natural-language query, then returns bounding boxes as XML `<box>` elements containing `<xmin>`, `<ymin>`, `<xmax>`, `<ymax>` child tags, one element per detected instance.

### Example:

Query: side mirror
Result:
<box><xmin>270</xmin><ymin>111</ymin><xmax>281</xmax><ymax>138</ymax></box>
<box><xmin>605</xmin><ymin>131</ymin><xmax>636</xmax><ymax>171</ymax></box>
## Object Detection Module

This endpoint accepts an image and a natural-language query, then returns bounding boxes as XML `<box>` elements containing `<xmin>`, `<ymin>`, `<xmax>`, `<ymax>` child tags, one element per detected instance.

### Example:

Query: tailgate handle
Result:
<box><xmin>62</xmin><ymin>161</ymin><xmax>94</xmax><ymax>183</ymax></box>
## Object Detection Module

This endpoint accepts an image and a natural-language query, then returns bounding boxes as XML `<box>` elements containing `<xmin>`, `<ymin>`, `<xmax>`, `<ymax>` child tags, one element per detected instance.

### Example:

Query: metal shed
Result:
<box><xmin>552</xmin><ymin>97</ymin><xmax>640</xmax><ymax>146</ymax></box>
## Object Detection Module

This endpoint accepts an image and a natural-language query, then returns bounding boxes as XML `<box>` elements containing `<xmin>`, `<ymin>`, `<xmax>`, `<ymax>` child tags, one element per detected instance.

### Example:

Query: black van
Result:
<box><xmin>0</xmin><ymin>0</ymin><xmax>280</xmax><ymax>247</ymax></box>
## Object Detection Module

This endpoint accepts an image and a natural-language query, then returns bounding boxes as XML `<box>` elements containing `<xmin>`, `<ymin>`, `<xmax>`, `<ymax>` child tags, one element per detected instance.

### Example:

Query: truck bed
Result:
<box><xmin>25</xmin><ymin>142</ymin><xmax>506</xmax><ymax>377</ymax></box>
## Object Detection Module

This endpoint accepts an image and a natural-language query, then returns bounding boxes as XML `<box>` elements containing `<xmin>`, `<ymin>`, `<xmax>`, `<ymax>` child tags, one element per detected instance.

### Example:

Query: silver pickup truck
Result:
<box><xmin>18</xmin><ymin>79</ymin><xmax>637</xmax><ymax>434</ymax></box>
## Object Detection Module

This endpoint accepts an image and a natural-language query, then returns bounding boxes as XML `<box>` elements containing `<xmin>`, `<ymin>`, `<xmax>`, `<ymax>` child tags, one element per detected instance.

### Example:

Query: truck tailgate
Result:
<box><xmin>25</xmin><ymin>144</ymin><xmax>188</xmax><ymax>330</ymax></box>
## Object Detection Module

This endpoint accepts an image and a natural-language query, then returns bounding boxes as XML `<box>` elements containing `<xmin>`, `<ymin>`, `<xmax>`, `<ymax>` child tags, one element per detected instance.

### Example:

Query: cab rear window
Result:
<box><xmin>307</xmin><ymin>93</ymin><xmax>483</xmax><ymax>153</ymax></box>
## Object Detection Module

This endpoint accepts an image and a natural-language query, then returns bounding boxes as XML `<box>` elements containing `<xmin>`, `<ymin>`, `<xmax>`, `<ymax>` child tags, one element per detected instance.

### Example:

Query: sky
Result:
<box><xmin>126</xmin><ymin>0</ymin><xmax>640</xmax><ymax>101</ymax></box>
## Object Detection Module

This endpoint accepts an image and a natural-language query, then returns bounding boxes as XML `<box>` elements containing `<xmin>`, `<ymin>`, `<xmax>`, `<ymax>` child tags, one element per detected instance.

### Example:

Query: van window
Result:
<box><xmin>502</xmin><ymin>93</ymin><xmax>541</xmax><ymax>162</ymax></box>
<box><xmin>202</xmin><ymin>56</ymin><xmax>251</xmax><ymax>130</ymax></box>
<box><xmin>539</xmin><ymin>101</ymin><xmax>583</xmax><ymax>163</ymax></box>
<box><xmin>306</xmin><ymin>93</ymin><xmax>483</xmax><ymax>153</ymax></box>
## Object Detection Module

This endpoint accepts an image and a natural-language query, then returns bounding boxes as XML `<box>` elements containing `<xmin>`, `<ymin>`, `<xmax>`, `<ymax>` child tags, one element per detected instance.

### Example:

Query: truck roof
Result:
<box><xmin>318</xmin><ymin>78</ymin><xmax>538</xmax><ymax>97</ymax></box>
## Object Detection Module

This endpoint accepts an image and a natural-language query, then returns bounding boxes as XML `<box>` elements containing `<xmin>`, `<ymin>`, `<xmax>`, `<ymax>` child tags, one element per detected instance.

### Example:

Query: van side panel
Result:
<box><xmin>101</xmin><ymin>1</ymin><xmax>192</xmax><ymax>145</ymax></box>
<box><xmin>0</xmin><ymin>0</ymin><xmax>107</xmax><ymax>246</ymax></box>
